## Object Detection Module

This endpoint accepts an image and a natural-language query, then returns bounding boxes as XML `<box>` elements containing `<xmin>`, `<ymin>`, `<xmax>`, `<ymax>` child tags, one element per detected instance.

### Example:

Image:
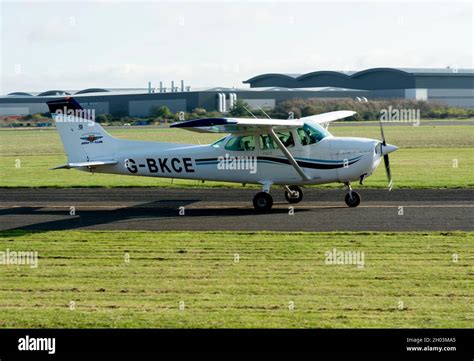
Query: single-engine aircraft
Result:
<box><xmin>47</xmin><ymin>97</ymin><xmax>398</xmax><ymax>212</ymax></box>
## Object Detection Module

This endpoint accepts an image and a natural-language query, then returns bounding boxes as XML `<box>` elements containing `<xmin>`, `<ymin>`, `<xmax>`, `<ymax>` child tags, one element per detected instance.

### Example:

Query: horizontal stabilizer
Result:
<box><xmin>50</xmin><ymin>160</ymin><xmax>117</xmax><ymax>170</ymax></box>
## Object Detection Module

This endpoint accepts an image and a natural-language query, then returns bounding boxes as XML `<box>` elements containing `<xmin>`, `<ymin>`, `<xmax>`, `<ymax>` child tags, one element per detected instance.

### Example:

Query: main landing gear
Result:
<box><xmin>253</xmin><ymin>192</ymin><xmax>273</xmax><ymax>212</ymax></box>
<box><xmin>253</xmin><ymin>185</ymin><xmax>304</xmax><ymax>212</ymax></box>
<box><xmin>253</xmin><ymin>182</ymin><xmax>273</xmax><ymax>212</ymax></box>
<box><xmin>252</xmin><ymin>183</ymin><xmax>361</xmax><ymax>211</ymax></box>
<box><xmin>344</xmin><ymin>182</ymin><xmax>361</xmax><ymax>208</ymax></box>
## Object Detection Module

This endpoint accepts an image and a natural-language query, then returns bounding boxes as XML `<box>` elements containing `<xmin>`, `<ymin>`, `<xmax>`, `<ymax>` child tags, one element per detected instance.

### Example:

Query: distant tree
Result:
<box><xmin>95</xmin><ymin>114</ymin><xmax>111</xmax><ymax>123</ymax></box>
<box><xmin>192</xmin><ymin>108</ymin><xmax>207</xmax><ymax>117</ymax></box>
<box><xmin>229</xmin><ymin>99</ymin><xmax>252</xmax><ymax>117</ymax></box>
<box><xmin>171</xmin><ymin>111</ymin><xmax>186</xmax><ymax>122</ymax></box>
<box><xmin>120</xmin><ymin>116</ymin><xmax>133</xmax><ymax>124</ymax></box>
<box><xmin>300</xmin><ymin>105</ymin><xmax>318</xmax><ymax>117</ymax></box>
<box><xmin>206</xmin><ymin>111</ymin><xmax>222</xmax><ymax>118</ymax></box>
<box><xmin>150</xmin><ymin>105</ymin><xmax>173</xmax><ymax>119</ymax></box>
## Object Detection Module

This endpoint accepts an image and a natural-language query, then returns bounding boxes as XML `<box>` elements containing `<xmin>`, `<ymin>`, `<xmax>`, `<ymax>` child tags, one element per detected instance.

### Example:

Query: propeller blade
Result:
<box><xmin>384</xmin><ymin>154</ymin><xmax>393</xmax><ymax>191</ymax></box>
<box><xmin>379</xmin><ymin>119</ymin><xmax>394</xmax><ymax>190</ymax></box>
<box><xmin>379</xmin><ymin>118</ymin><xmax>387</xmax><ymax>146</ymax></box>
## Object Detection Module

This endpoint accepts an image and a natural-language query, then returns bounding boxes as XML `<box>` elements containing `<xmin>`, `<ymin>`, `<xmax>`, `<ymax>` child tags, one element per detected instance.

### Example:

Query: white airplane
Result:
<box><xmin>47</xmin><ymin>97</ymin><xmax>398</xmax><ymax>212</ymax></box>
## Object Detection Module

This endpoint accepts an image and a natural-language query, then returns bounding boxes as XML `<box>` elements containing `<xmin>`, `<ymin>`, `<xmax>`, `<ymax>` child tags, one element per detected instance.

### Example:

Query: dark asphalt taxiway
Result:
<box><xmin>1</xmin><ymin>188</ymin><xmax>472</xmax><ymax>231</ymax></box>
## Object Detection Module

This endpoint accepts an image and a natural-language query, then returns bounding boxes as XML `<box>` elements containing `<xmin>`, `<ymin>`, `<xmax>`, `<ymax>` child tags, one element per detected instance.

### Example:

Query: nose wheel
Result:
<box><xmin>284</xmin><ymin>185</ymin><xmax>303</xmax><ymax>204</ymax></box>
<box><xmin>345</xmin><ymin>192</ymin><xmax>361</xmax><ymax>207</ymax></box>
<box><xmin>344</xmin><ymin>182</ymin><xmax>361</xmax><ymax>207</ymax></box>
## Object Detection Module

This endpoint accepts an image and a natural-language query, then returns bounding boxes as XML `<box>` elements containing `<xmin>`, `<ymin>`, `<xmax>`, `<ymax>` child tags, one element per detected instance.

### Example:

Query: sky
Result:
<box><xmin>0</xmin><ymin>0</ymin><xmax>473</xmax><ymax>94</ymax></box>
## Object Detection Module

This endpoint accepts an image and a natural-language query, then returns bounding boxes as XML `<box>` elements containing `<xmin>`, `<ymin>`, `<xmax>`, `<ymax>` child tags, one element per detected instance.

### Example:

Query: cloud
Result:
<box><xmin>25</xmin><ymin>17</ymin><xmax>80</xmax><ymax>44</ymax></box>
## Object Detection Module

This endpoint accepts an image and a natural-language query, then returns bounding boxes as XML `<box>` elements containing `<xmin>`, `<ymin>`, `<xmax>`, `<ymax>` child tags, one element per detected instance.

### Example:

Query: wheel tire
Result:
<box><xmin>253</xmin><ymin>192</ymin><xmax>273</xmax><ymax>212</ymax></box>
<box><xmin>284</xmin><ymin>185</ymin><xmax>303</xmax><ymax>204</ymax></box>
<box><xmin>345</xmin><ymin>191</ymin><xmax>361</xmax><ymax>208</ymax></box>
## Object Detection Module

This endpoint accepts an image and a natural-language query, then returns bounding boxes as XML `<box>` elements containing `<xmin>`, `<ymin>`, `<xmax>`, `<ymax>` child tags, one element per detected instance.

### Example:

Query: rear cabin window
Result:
<box><xmin>224</xmin><ymin>135</ymin><xmax>256</xmax><ymax>151</ymax></box>
<box><xmin>259</xmin><ymin>134</ymin><xmax>275</xmax><ymax>150</ymax></box>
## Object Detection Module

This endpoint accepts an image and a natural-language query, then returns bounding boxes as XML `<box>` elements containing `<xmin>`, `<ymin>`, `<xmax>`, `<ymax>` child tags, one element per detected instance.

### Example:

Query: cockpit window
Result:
<box><xmin>296</xmin><ymin>123</ymin><xmax>329</xmax><ymax>146</ymax></box>
<box><xmin>224</xmin><ymin>135</ymin><xmax>256</xmax><ymax>151</ymax></box>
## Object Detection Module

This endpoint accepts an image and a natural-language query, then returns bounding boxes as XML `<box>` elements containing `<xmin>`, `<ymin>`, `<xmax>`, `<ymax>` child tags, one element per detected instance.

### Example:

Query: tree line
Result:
<box><xmin>3</xmin><ymin>97</ymin><xmax>473</xmax><ymax>127</ymax></box>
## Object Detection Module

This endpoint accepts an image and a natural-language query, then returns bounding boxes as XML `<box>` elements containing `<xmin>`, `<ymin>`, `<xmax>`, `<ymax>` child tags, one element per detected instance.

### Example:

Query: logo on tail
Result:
<box><xmin>80</xmin><ymin>133</ymin><xmax>103</xmax><ymax>144</ymax></box>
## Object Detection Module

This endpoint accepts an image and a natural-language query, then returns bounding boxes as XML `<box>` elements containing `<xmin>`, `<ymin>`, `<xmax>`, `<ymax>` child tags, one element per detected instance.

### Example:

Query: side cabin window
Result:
<box><xmin>259</xmin><ymin>131</ymin><xmax>295</xmax><ymax>150</ymax></box>
<box><xmin>296</xmin><ymin>124</ymin><xmax>329</xmax><ymax>146</ymax></box>
<box><xmin>277</xmin><ymin>131</ymin><xmax>295</xmax><ymax>147</ymax></box>
<box><xmin>259</xmin><ymin>134</ymin><xmax>275</xmax><ymax>150</ymax></box>
<box><xmin>224</xmin><ymin>135</ymin><xmax>256</xmax><ymax>151</ymax></box>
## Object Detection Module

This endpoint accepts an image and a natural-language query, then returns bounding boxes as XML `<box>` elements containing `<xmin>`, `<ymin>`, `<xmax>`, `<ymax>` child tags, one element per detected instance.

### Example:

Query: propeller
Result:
<box><xmin>379</xmin><ymin>120</ymin><xmax>394</xmax><ymax>191</ymax></box>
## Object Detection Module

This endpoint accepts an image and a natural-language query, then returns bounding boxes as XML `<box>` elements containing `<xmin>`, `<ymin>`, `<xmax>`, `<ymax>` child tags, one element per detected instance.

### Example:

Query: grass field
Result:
<box><xmin>0</xmin><ymin>125</ymin><xmax>473</xmax><ymax>188</ymax></box>
<box><xmin>0</xmin><ymin>231</ymin><xmax>472</xmax><ymax>328</ymax></box>
<box><xmin>2</xmin><ymin>125</ymin><xmax>471</xmax><ymax>330</ymax></box>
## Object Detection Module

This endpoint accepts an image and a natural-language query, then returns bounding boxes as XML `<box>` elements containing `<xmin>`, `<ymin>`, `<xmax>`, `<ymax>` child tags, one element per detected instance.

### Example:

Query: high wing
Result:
<box><xmin>300</xmin><ymin>110</ymin><xmax>356</xmax><ymax>129</ymax></box>
<box><xmin>170</xmin><ymin>117</ymin><xmax>303</xmax><ymax>133</ymax></box>
<box><xmin>170</xmin><ymin>110</ymin><xmax>356</xmax><ymax>134</ymax></box>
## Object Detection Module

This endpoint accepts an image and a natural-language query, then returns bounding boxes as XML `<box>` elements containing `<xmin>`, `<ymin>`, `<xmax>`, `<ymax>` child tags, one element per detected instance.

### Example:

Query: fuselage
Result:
<box><xmin>89</xmin><ymin>124</ymin><xmax>386</xmax><ymax>187</ymax></box>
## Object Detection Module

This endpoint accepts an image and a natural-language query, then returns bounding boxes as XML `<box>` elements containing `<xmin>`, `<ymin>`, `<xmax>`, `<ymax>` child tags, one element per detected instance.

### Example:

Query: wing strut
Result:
<box><xmin>268</xmin><ymin>128</ymin><xmax>310</xmax><ymax>181</ymax></box>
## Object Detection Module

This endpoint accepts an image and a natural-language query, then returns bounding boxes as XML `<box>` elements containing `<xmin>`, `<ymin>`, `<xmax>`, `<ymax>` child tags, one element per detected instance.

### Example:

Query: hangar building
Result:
<box><xmin>243</xmin><ymin>67</ymin><xmax>474</xmax><ymax>109</ymax></box>
<box><xmin>0</xmin><ymin>67</ymin><xmax>472</xmax><ymax>117</ymax></box>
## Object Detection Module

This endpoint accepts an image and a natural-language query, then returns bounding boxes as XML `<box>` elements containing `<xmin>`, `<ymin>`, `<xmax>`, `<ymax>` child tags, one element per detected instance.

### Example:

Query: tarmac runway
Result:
<box><xmin>1</xmin><ymin>188</ymin><xmax>472</xmax><ymax>232</ymax></box>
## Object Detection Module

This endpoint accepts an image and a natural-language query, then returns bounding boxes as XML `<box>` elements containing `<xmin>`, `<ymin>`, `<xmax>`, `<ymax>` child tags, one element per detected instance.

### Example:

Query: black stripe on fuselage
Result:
<box><xmin>195</xmin><ymin>157</ymin><xmax>361</xmax><ymax>169</ymax></box>
<box><xmin>195</xmin><ymin>158</ymin><xmax>218</xmax><ymax>162</ymax></box>
<box><xmin>258</xmin><ymin>156</ymin><xmax>360</xmax><ymax>169</ymax></box>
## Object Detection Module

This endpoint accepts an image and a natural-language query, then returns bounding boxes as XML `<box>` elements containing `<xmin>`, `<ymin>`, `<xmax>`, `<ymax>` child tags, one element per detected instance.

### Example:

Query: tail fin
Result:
<box><xmin>47</xmin><ymin>97</ymin><xmax>117</xmax><ymax>164</ymax></box>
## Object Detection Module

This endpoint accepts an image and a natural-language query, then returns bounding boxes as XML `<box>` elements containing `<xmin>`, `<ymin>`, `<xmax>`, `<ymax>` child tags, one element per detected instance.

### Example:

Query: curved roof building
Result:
<box><xmin>74</xmin><ymin>88</ymin><xmax>110</xmax><ymax>95</ymax></box>
<box><xmin>7</xmin><ymin>92</ymin><xmax>33</xmax><ymax>97</ymax></box>
<box><xmin>244</xmin><ymin>67</ymin><xmax>474</xmax><ymax>90</ymax></box>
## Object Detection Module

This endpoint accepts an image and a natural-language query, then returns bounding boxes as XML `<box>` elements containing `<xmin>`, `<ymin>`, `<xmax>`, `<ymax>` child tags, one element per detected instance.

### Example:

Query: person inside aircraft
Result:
<box><xmin>278</xmin><ymin>131</ymin><xmax>295</xmax><ymax>147</ymax></box>
<box><xmin>242</xmin><ymin>139</ymin><xmax>254</xmax><ymax>151</ymax></box>
<box><xmin>259</xmin><ymin>134</ymin><xmax>275</xmax><ymax>150</ymax></box>
<box><xmin>259</xmin><ymin>132</ymin><xmax>294</xmax><ymax>150</ymax></box>
<box><xmin>296</xmin><ymin>123</ymin><xmax>329</xmax><ymax>146</ymax></box>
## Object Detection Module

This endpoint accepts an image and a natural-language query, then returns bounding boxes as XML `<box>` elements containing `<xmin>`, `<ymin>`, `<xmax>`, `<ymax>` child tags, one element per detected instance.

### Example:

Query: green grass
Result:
<box><xmin>0</xmin><ymin>231</ymin><xmax>472</xmax><ymax>328</ymax></box>
<box><xmin>1</xmin><ymin>125</ymin><xmax>473</xmax><ymax>188</ymax></box>
<box><xmin>332</xmin><ymin>125</ymin><xmax>474</xmax><ymax>148</ymax></box>
<box><xmin>1</xmin><ymin>148</ymin><xmax>472</xmax><ymax>188</ymax></box>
